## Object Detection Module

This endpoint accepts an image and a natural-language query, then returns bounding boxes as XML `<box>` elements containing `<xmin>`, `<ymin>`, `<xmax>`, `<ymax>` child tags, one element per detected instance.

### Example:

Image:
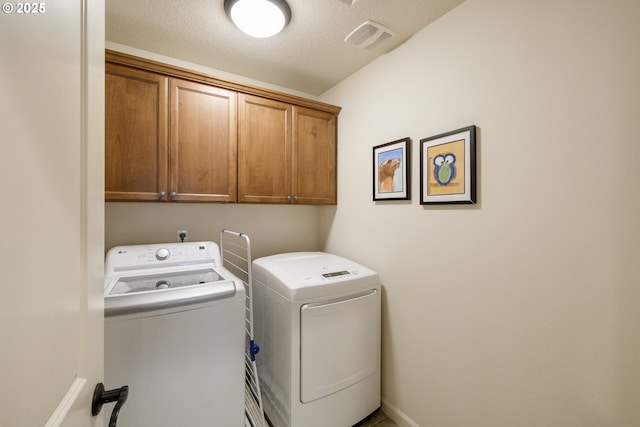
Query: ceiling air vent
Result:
<box><xmin>344</xmin><ymin>20</ymin><xmax>395</xmax><ymax>50</ymax></box>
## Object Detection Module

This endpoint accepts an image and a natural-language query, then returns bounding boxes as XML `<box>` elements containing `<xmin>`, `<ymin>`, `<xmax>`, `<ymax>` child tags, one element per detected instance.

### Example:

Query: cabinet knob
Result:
<box><xmin>170</xmin><ymin>191</ymin><xmax>177</xmax><ymax>199</ymax></box>
<box><xmin>293</xmin><ymin>195</ymin><xmax>298</xmax><ymax>202</ymax></box>
<box><xmin>158</xmin><ymin>191</ymin><xmax>166</xmax><ymax>199</ymax></box>
<box><xmin>286</xmin><ymin>195</ymin><xmax>292</xmax><ymax>201</ymax></box>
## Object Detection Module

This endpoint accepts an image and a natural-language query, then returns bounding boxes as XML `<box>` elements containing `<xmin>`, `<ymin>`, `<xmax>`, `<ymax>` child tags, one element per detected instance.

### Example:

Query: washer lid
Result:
<box><xmin>252</xmin><ymin>252</ymin><xmax>379</xmax><ymax>300</ymax></box>
<box><xmin>108</xmin><ymin>268</ymin><xmax>223</xmax><ymax>295</ymax></box>
<box><xmin>104</xmin><ymin>266</ymin><xmax>241</xmax><ymax>317</ymax></box>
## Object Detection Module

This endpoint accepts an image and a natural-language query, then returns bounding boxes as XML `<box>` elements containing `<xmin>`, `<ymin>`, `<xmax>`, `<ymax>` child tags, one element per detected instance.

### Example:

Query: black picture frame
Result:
<box><xmin>373</xmin><ymin>137</ymin><xmax>411</xmax><ymax>201</ymax></box>
<box><xmin>420</xmin><ymin>125</ymin><xmax>476</xmax><ymax>204</ymax></box>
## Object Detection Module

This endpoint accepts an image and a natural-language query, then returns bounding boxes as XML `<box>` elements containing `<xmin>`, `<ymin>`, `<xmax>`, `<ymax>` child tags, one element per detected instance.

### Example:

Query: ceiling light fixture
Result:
<box><xmin>224</xmin><ymin>0</ymin><xmax>291</xmax><ymax>38</ymax></box>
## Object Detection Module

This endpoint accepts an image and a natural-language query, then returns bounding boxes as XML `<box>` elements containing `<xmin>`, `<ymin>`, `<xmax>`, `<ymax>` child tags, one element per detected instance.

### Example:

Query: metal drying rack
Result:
<box><xmin>220</xmin><ymin>229</ymin><xmax>266</xmax><ymax>427</ymax></box>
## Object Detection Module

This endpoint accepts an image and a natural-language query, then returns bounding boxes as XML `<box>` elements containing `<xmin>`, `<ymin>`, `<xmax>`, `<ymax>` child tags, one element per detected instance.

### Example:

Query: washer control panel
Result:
<box><xmin>105</xmin><ymin>242</ymin><xmax>221</xmax><ymax>274</ymax></box>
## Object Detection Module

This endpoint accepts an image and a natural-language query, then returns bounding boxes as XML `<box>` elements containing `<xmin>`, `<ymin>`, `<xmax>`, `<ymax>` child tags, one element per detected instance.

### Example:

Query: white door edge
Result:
<box><xmin>44</xmin><ymin>377</ymin><xmax>88</xmax><ymax>427</ymax></box>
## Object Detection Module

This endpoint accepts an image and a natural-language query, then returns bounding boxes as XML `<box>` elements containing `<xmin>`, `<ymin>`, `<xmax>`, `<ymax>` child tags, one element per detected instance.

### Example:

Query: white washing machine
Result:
<box><xmin>252</xmin><ymin>252</ymin><xmax>381</xmax><ymax>427</ymax></box>
<box><xmin>103</xmin><ymin>241</ymin><xmax>245</xmax><ymax>427</ymax></box>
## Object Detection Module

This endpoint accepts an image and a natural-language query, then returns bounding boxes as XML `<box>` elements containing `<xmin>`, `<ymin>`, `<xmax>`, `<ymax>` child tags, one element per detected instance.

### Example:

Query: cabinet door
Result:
<box><xmin>293</xmin><ymin>106</ymin><xmax>337</xmax><ymax>204</ymax></box>
<box><xmin>238</xmin><ymin>94</ymin><xmax>292</xmax><ymax>203</ymax></box>
<box><xmin>105</xmin><ymin>63</ymin><xmax>168</xmax><ymax>201</ymax></box>
<box><xmin>170</xmin><ymin>79</ymin><xmax>237</xmax><ymax>202</ymax></box>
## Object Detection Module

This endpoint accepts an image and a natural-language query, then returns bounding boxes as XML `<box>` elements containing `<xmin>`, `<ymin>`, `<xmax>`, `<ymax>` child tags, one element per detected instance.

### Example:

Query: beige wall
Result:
<box><xmin>318</xmin><ymin>0</ymin><xmax>640</xmax><ymax>426</ymax></box>
<box><xmin>105</xmin><ymin>203</ymin><xmax>319</xmax><ymax>259</ymax></box>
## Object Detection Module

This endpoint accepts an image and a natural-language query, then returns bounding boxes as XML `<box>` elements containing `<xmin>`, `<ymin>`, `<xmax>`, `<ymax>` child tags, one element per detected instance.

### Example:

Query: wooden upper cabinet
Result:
<box><xmin>105</xmin><ymin>50</ymin><xmax>340</xmax><ymax>204</ymax></box>
<box><xmin>238</xmin><ymin>95</ymin><xmax>337</xmax><ymax>204</ymax></box>
<box><xmin>105</xmin><ymin>66</ymin><xmax>237</xmax><ymax>202</ymax></box>
<box><xmin>170</xmin><ymin>79</ymin><xmax>237</xmax><ymax>202</ymax></box>
<box><xmin>293</xmin><ymin>106</ymin><xmax>337</xmax><ymax>204</ymax></box>
<box><xmin>105</xmin><ymin>63</ymin><xmax>168</xmax><ymax>201</ymax></box>
<box><xmin>237</xmin><ymin>94</ymin><xmax>292</xmax><ymax>203</ymax></box>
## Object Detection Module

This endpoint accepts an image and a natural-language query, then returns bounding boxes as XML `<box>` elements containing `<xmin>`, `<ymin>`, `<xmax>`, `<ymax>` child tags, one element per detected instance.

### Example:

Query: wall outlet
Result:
<box><xmin>177</xmin><ymin>229</ymin><xmax>188</xmax><ymax>242</ymax></box>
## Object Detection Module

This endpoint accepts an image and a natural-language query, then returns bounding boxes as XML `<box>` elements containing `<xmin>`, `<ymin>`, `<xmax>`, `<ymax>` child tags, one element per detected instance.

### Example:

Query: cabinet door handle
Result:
<box><xmin>293</xmin><ymin>195</ymin><xmax>298</xmax><ymax>202</ymax></box>
<box><xmin>286</xmin><ymin>195</ymin><xmax>292</xmax><ymax>201</ymax></box>
<box><xmin>92</xmin><ymin>383</ymin><xmax>129</xmax><ymax>427</ymax></box>
<box><xmin>170</xmin><ymin>191</ymin><xmax>177</xmax><ymax>199</ymax></box>
<box><xmin>158</xmin><ymin>191</ymin><xmax>166</xmax><ymax>199</ymax></box>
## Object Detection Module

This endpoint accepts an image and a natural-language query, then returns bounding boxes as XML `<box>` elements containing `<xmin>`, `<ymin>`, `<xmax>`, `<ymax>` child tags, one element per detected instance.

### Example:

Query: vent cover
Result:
<box><xmin>344</xmin><ymin>20</ymin><xmax>395</xmax><ymax>50</ymax></box>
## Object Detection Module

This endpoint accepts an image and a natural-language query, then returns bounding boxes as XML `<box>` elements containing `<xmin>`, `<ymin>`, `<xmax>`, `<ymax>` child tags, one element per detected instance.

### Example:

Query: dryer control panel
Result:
<box><xmin>321</xmin><ymin>270</ymin><xmax>351</xmax><ymax>279</ymax></box>
<box><xmin>311</xmin><ymin>269</ymin><xmax>361</xmax><ymax>283</ymax></box>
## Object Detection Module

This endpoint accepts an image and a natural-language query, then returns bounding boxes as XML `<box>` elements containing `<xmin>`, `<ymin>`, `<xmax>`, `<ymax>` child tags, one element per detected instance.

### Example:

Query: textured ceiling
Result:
<box><xmin>106</xmin><ymin>0</ymin><xmax>465</xmax><ymax>95</ymax></box>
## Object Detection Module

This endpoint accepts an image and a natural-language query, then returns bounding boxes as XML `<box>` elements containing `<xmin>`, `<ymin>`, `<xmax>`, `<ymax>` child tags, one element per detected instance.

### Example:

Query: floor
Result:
<box><xmin>357</xmin><ymin>410</ymin><xmax>399</xmax><ymax>427</ymax></box>
<box><xmin>263</xmin><ymin>409</ymin><xmax>399</xmax><ymax>427</ymax></box>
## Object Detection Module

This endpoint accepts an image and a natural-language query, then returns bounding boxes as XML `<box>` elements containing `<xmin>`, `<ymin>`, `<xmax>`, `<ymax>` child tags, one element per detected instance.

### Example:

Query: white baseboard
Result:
<box><xmin>381</xmin><ymin>397</ymin><xmax>420</xmax><ymax>427</ymax></box>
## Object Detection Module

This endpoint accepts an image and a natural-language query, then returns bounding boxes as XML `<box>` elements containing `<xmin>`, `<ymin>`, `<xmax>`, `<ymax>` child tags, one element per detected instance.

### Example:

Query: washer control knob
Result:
<box><xmin>155</xmin><ymin>248</ymin><xmax>170</xmax><ymax>261</ymax></box>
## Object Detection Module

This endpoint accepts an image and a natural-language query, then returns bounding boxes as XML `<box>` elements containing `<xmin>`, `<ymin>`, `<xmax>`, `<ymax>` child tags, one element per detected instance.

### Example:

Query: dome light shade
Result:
<box><xmin>224</xmin><ymin>0</ymin><xmax>291</xmax><ymax>38</ymax></box>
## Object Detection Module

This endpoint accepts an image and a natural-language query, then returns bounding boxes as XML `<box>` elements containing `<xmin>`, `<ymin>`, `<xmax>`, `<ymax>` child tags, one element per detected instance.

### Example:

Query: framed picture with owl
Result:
<box><xmin>373</xmin><ymin>137</ymin><xmax>410</xmax><ymax>201</ymax></box>
<box><xmin>420</xmin><ymin>125</ymin><xmax>476</xmax><ymax>204</ymax></box>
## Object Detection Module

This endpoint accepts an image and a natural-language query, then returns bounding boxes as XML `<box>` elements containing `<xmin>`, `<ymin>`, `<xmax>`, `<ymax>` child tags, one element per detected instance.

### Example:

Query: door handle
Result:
<box><xmin>92</xmin><ymin>382</ymin><xmax>129</xmax><ymax>427</ymax></box>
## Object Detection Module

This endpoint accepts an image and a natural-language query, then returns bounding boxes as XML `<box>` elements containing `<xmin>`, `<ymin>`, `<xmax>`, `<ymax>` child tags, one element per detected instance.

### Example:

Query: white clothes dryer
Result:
<box><xmin>252</xmin><ymin>252</ymin><xmax>381</xmax><ymax>427</ymax></box>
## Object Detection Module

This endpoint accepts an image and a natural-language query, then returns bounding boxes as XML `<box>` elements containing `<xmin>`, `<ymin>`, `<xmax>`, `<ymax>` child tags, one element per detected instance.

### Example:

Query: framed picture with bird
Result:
<box><xmin>373</xmin><ymin>137</ymin><xmax>410</xmax><ymax>201</ymax></box>
<box><xmin>420</xmin><ymin>125</ymin><xmax>476</xmax><ymax>204</ymax></box>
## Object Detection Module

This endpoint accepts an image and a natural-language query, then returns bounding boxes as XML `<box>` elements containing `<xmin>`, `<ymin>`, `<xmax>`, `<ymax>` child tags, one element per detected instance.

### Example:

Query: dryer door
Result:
<box><xmin>300</xmin><ymin>289</ymin><xmax>379</xmax><ymax>403</ymax></box>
